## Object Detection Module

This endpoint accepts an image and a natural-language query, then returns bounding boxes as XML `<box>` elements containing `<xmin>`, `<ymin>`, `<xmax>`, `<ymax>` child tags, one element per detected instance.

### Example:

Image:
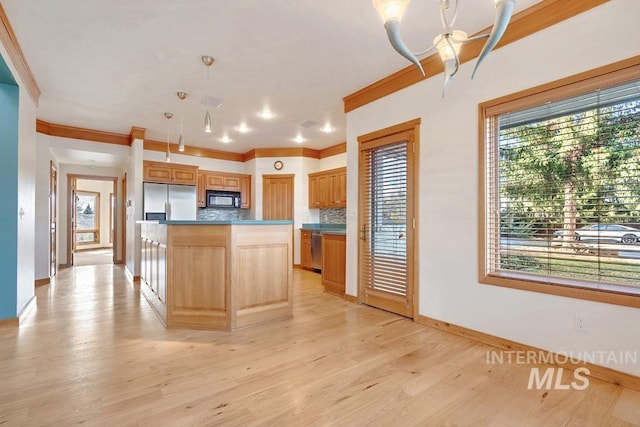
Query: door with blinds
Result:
<box><xmin>359</xmin><ymin>123</ymin><xmax>417</xmax><ymax>318</ymax></box>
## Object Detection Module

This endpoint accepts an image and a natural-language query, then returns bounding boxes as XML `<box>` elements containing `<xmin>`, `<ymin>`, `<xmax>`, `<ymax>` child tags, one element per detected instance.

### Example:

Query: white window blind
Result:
<box><xmin>485</xmin><ymin>80</ymin><xmax>640</xmax><ymax>292</ymax></box>
<box><xmin>361</xmin><ymin>141</ymin><xmax>408</xmax><ymax>297</ymax></box>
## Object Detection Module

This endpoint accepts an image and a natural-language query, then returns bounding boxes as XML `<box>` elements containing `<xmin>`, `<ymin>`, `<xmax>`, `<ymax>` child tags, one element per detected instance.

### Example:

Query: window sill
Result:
<box><xmin>480</xmin><ymin>272</ymin><xmax>640</xmax><ymax>308</ymax></box>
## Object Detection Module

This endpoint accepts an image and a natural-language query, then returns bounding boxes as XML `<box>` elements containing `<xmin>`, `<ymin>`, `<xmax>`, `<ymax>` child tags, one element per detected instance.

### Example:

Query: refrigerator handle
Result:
<box><xmin>165</xmin><ymin>202</ymin><xmax>171</xmax><ymax>220</ymax></box>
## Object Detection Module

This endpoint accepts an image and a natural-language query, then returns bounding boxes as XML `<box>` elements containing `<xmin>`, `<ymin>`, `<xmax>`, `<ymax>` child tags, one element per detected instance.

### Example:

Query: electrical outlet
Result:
<box><xmin>574</xmin><ymin>314</ymin><xmax>588</xmax><ymax>332</ymax></box>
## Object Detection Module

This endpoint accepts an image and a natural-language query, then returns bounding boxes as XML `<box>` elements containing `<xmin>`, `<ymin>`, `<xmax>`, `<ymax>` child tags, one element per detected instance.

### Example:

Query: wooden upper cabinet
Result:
<box><xmin>308</xmin><ymin>174</ymin><xmax>323</xmax><ymax>208</ymax></box>
<box><xmin>205</xmin><ymin>174</ymin><xmax>241</xmax><ymax>191</ymax></box>
<box><xmin>197</xmin><ymin>172</ymin><xmax>206</xmax><ymax>208</ymax></box>
<box><xmin>143</xmin><ymin>161</ymin><xmax>198</xmax><ymax>185</ymax></box>
<box><xmin>309</xmin><ymin>167</ymin><xmax>346</xmax><ymax>208</ymax></box>
<box><xmin>223</xmin><ymin>176</ymin><xmax>241</xmax><ymax>191</ymax></box>
<box><xmin>200</xmin><ymin>170</ymin><xmax>252</xmax><ymax>208</ymax></box>
<box><xmin>240</xmin><ymin>175</ymin><xmax>251</xmax><ymax>208</ymax></box>
<box><xmin>206</xmin><ymin>175</ymin><xmax>224</xmax><ymax>189</ymax></box>
<box><xmin>172</xmin><ymin>167</ymin><xmax>197</xmax><ymax>185</ymax></box>
<box><xmin>144</xmin><ymin>163</ymin><xmax>172</xmax><ymax>184</ymax></box>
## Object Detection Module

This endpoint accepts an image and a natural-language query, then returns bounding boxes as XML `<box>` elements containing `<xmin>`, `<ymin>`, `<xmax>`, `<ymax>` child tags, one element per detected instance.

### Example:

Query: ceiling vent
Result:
<box><xmin>298</xmin><ymin>120</ymin><xmax>317</xmax><ymax>129</ymax></box>
<box><xmin>204</xmin><ymin>96</ymin><xmax>224</xmax><ymax>108</ymax></box>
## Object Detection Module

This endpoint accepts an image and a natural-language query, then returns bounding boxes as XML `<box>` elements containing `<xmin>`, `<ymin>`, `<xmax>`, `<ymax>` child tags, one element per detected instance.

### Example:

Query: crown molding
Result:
<box><xmin>243</xmin><ymin>147</ymin><xmax>321</xmax><ymax>161</ymax></box>
<box><xmin>319</xmin><ymin>142</ymin><xmax>346</xmax><ymax>159</ymax></box>
<box><xmin>343</xmin><ymin>0</ymin><xmax>610</xmax><ymax>113</ymax></box>
<box><xmin>38</xmin><ymin>119</ymin><xmax>344</xmax><ymax>163</ymax></box>
<box><xmin>36</xmin><ymin>119</ymin><xmax>130</xmax><ymax>146</ymax></box>
<box><xmin>143</xmin><ymin>140</ymin><xmax>246</xmax><ymax>162</ymax></box>
<box><xmin>0</xmin><ymin>3</ymin><xmax>41</xmax><ymax>106</ymax></box>
<box><xmin>129</xmin><ymin>126</ymin><xmax>146</xmax><ymax>142</ymax></box>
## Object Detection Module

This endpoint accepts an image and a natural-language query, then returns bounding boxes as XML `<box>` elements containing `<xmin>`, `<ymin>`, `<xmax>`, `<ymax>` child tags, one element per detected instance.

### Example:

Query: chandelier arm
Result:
<box><xmin>456</xmin><ymin>33</ymin><xmax>490</xmax><ymax>44</ymax></box>
<box><xmin>383</xmin><ymin>20</ymin><xmax>425</xmax><ymax>76</ymax></box>
<box><xmin>439</xmin><ymin>0</ymin><xmax>460</xmax><ymax>32</ymax></box>
<box><xmin>471</xmin><ymin>0</ymin><xmax>517</xmax><ymax>79</ymax></box>
<box><xmin>414</xmin><ymin>44</ymin><xmax>438</xmax><ymax>58</ymax></box>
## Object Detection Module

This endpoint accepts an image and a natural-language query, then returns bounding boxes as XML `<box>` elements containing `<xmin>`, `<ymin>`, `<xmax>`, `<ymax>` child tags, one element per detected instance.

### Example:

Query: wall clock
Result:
<box><xmin>273</xmin><ymin>160</ymin><xmax>284</xmax><ymax>170</ymax></box>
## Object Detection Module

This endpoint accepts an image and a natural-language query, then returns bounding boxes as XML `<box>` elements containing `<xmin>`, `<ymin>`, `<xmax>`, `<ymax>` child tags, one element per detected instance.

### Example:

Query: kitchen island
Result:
<box><xmin>139</xmin><ymin>220</ymin><xmax>293</xmax><ymax>330</ymax></box>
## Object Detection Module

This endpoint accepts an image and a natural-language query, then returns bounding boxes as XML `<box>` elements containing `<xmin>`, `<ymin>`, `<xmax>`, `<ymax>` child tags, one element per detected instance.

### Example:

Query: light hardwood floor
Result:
<box><xmin>1</xmin><ymin>265</ymin><xmax>639</xmax><ymax>426</ymax></box>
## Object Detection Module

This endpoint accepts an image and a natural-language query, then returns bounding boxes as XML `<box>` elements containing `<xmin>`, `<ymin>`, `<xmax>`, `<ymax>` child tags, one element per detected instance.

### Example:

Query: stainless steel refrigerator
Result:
<box><xmin>143</xmin><ymin>182</ymin><xmax>197</xmax><ymax>220</ymax></box>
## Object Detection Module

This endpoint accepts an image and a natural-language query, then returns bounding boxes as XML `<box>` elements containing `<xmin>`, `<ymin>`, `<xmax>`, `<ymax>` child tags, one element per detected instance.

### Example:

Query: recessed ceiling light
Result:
<box><xmin>236</xmin><ymin>123</ymin><xmax>250</xmax><ymax>133</ymax></box>
<box><xmin>219</xmin><ymin>135</ymin><xmax>232</xmax><ymax>143</ymax></box>
<box><xmin>320</xmin><ymin>123</ymin><xmax>335</xmax><ymax>133</ymax></box>
<box><xmin>293</xmin><ymin>134</ymin><xmax>305</xmax><ymax>144</ymax></box>
<box><xmin>258</xmin><ymin>109</ymin><xmax>275</xmax><ymax>119</ymax></box>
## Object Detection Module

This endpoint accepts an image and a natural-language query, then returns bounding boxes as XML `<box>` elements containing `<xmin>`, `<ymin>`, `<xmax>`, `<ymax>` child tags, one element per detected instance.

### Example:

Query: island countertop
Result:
<box><xmin>137</xmin><ymin>220</ymin><xmax>294</xmax><ymax>225</ymax></box>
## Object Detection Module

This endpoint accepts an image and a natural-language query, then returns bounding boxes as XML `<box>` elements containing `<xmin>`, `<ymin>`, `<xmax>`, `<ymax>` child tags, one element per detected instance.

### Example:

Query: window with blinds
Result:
<box><xmin>484</xmin><ymin>77</ymin><xmax>640</xmax><ymax>295</ymax></box>
<box><xmin>361</xmin><ymin>141</ymin><xmax>409</xmax><ymax>297</ymax></box>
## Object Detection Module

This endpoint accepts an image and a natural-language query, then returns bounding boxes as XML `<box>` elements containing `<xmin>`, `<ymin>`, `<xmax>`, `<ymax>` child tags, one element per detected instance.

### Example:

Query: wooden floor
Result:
<box><xmin>1</xmin><ymin>265</ymin><xmax>639</xmax><ymax>426</ymax></box>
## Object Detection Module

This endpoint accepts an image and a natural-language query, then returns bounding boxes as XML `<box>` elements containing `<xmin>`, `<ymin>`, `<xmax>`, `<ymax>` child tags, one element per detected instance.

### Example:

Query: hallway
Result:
<box><xmin>0</xmin><ymin>265</ymin><xmax>639</xmax><ymax>426</ymax></box>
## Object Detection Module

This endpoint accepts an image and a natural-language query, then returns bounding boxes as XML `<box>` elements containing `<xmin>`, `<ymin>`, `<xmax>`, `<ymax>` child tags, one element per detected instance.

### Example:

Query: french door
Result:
<box><xmin>359</xmin><ymin>120</ymin><xmax>418</xmax><ymax>318</ymax></box>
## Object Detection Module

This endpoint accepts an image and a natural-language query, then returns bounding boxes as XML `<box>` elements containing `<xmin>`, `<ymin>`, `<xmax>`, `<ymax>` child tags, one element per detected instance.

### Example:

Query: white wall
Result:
<box><xmin>144</xmin><ymin>150</ymin><xmax>245</xmax><ymax>173</ymax></box>
<box><xmin>346</xmin><ymin>0</ymin><xmax>640</xmax><ymax>376</ymax></box>
<box><xmin>126</xmin><ymin>139</ymin><xmax>144</xmax><ymax>276</ymax></box>
<box><xmin>319</xmin><ymin>152</ymin><xmax>346</xmax><ymax>170</ymax></box>
<box><xmin>34</xmin><ymin>136</ymin><xmax>51</xmax><ymax>280</ymax></box>
<box><xmin>16</xmin><ymin>80</ymin><xmax>37</xmax><ymax>316</ymax></box>
<box><xmin>76</xmin><ymin>179</ymin><xmax>114</xmax><ymax>248</ymax></box>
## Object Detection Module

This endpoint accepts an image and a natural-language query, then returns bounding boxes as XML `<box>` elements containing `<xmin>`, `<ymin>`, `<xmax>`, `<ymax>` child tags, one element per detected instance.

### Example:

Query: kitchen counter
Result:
<box><xmin>300</xmin><ymin>223</ymin><xmax>346</xmax><ymax>233</ymax></box>
<box><xmin>138</xmin><ymin>220</ymin><xmax>293</xmax><ymax>225</ymax></box>
<box><xmin>140</xmin><ymin>221</ymin><xmax>293</xmax><ymax>330</ymax></box>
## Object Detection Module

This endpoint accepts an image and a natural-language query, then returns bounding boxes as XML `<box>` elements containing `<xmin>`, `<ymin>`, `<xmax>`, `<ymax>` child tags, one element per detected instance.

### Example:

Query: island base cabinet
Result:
<box><xmin>141</xmin><ymin>222</ymin><xmax>292</xmax><ymax>330</ymax></box>
<box><xmin>321</xmin><ymin>234</ymin><xmax>346</xmax><ymax>296</ymax></box>
<box><xmin>139</xmin><ymin>229</ymin><xmax>168</xmax><ymax>325</ymax></box>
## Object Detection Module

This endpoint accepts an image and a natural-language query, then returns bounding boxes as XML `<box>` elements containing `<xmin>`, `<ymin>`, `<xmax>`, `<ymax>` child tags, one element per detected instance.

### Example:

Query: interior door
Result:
<box><xmin>262</xmin><ymin>174</ymin><xmax>294</xmax><ymax>220</ymax></box>
<box><xmin>359</xmin><ymin>129</ymin><xmax>416</xmax><ymax>318</ymax></box>
<box><xmin>50</xmin><ymin>161</ymin><xmax>57</xmax><ymax>277</ymax></box>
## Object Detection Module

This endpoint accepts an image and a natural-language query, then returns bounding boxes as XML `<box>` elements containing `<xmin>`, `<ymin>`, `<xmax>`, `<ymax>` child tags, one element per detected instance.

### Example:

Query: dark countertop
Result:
<box><xmin>138</xmin><ymin>220</ymin><xmax>294</xmax><ymax>225</ymax></box>
<box><xmin>300</xmin><ymin>223</ymin><xmax>346</xmax><ymax>235</ymax></box>
<box><xmin>319</xmin><ymin>229</ymin><xmax>346</xmax><ymax>235</ymax></box>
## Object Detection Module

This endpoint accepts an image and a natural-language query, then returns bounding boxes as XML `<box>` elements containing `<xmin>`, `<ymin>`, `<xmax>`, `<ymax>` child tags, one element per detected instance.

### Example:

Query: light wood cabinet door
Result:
<box><xmin>172</xmin><ymin>167</ymin><xmax>197</xmax><ymax>185</ymax></box>
<box><xmin>206</xmin><ymin>174</ymin><xmax>224</xmax><ymax>190</ymax></box>
<box><xmin>309</xmin><ymin>168</ymin><xmax>346</xmax><ymax>208</ymax></box>
<box><xmin>300</xmin><ymin>230</ymin><xmax>313</xmax><ymax>269</ymax></box>
<box><xmin>336</xmin><ymin>168</ymin><xmax>347</xmax><ymax>207</ymax></box>
<box><xmin>240</xmin><ymin>175</ymin><xmax>251</xmax><ymax>208</ymax></box>
<box><xmin>322</xmin><ymin>234</ymin><xmax>346</xmax><ymax>296</ymax></box>
<box><xmin>309</xmin><ymin>175</ymin><xmax>321</xmax><ymax>208</ymax></box>
<box><xmin>197</xmin><ymin>173</ymin><xmax>206</xmax><ymax>207</ymax></box>
<box><xmin>144</xmin><ymin>164</ymin><xmax>172</xmax><ymax>184</ymax></box>
<box><xmin>223</xmin><ymin>176</ymin><xmax>241</xmax><ymax>191</ymax></box>
<box><xmin>309</xmin><ymin>174</ymin><xmax>328</xmax><ymax>208</ymax></box>
<box><xmin>143</xmin><ymin>161</ymin><xmax>197</xmax><ymax>185</ymax></box>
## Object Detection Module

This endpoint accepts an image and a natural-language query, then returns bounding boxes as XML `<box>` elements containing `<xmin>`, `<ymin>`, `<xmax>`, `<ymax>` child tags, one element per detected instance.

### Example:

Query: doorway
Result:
<box><xmin>358</xmin><ymin>119</ymin><xmax>420</xmax><ymax>318</ymax></box>
<box><xmin>67</xmin><ymin>175</ymin><xmax>118</xmax><ymax>267</ymax></box>
<box><xmin>50</xmin><ymin>161</ymin><xmax>57</xmax><ymax>277</ymax></box>
<box><xmin>262</xmin><ymin>174</ymin><xmax>294</xmax><ymax>220</ymax></box>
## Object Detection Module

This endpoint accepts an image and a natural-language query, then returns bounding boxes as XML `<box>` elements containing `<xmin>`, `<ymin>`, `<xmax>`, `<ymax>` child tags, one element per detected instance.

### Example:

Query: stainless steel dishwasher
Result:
<box><xmin>311</xmin><ymin>231</ymin><xmax>322</xmax><ymax>271</ymax></box>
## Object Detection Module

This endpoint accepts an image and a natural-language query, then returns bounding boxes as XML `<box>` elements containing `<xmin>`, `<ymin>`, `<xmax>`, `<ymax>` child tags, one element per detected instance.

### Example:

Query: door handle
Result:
<box><xmin>360</xmin><ymin>223</ymin><xmax>367</xmax><ymax>241</ymax></box>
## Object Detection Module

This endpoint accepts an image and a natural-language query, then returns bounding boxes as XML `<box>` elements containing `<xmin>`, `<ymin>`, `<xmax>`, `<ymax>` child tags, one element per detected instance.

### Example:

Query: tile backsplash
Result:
<box><xmin>319</xmin><ymin>208</ymin><xmax>346</xmax><ymax>224</ymax></box>
<box><xmin>198</xmin><ymin>208</ymin><xmax>247</xmax><ymax>221</ymax></box>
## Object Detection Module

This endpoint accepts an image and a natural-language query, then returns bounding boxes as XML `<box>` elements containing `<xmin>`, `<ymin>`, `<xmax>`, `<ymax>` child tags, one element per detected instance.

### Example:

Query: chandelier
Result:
<box><xmin>373</xmin><ymin>0</ymin><xmax>516</xmax><ymax>96</ymax></box>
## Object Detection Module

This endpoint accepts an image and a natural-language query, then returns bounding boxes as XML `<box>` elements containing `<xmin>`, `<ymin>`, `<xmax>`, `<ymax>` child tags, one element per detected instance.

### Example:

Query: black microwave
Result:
<box><xmin>206</xmin><ymin>190</ymin><xmax>241</xmax><ymax>208</ymax></box>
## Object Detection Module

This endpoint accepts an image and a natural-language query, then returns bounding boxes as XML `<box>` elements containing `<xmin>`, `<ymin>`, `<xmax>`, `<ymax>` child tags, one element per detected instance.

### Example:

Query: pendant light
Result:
<box><xmin>176</xmin><ymin>91</ymin><xmax>188</xmax><ymax>152</ymax></box>
<box><xmin>163</xmin><ymin>112</ymin><xmax>173</xmax><ymax>162</ymax></box>
<box><xmin>202</xmin><ymin>55</ymin><xmax>215</xmax><ymax>133</ymax></box>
